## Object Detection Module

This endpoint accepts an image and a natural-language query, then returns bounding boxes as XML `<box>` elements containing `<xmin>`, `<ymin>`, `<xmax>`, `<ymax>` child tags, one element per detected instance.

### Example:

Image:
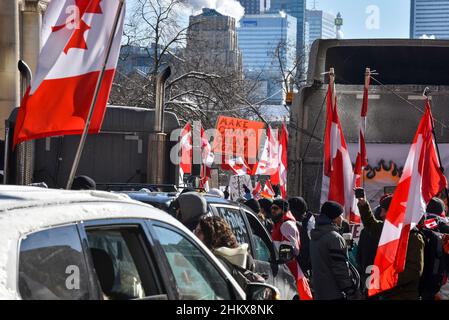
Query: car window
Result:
<box><xmin>243</xmin><ymin>210</ymin><xmax>274</xmax><ymax>262</ymax></box>
<box><xmin>19</xmin><ymin>225</ymin><xmax>90</xmax><ymax>300</ymax></box>
<box><xmin>86</xmin><ymin>226</ymin><xmax>159</xmax><ymax>300</ymax></box>
<box><xmin>215</xmin><ymin>206</ymin><xmax>251</xmax><ymax>246</ymax></box>
<box><xmin>153</xmin><ymin>225</ymin><xmax>232</xmax><ymax>300</ymax></box>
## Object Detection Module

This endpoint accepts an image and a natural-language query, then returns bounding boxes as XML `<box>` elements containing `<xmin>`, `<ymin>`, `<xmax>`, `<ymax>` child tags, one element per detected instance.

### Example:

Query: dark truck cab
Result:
<box><xmin>120</xmin><ymin>190</ymin><xmax>299</xmax><ymax>300</ymax></box>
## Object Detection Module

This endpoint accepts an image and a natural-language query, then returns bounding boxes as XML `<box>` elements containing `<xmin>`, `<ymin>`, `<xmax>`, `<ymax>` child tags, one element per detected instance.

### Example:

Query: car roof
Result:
<box><xmin>121</xmin><ymin>190</ymin><xmax>243</xmax><ymax>206</ymax></box>
<box><xmin>0</xmin><ymin>185</ymin><xmax>137</xmax><ymax>211</ymax></box>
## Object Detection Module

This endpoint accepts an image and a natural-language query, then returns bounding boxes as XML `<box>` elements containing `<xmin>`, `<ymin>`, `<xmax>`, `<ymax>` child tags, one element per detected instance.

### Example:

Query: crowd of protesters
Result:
<box><xmin>172</xmin><ymin>185</ymin><xmax>449</xmax><ymax>300</ymax></box>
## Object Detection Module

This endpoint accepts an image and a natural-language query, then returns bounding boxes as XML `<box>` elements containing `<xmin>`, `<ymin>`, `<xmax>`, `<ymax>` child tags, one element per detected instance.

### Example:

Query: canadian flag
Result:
<box><xmin>200</xmin><ymin>127</ymin><xmax>214</xmax><ymax>191</ymax></box>
<box><xmin>226</xmin><ymin>156</ymin><xmax>250</xmax><ymax>176</ymax></box>
<box><xmin>179</xmin><ymin>122</ymin><xmax>192</xmax><ymax>186</ymax></box>
<box><xmin>260</xmin><ymin>180</ymin><xmax>276</xmax><ymax>199</ymax></box>
<box><xmin>13</xmin><ymin>0</ymin><xmax>125</xmax><ymax>147</ymax></box>
<box><xmin>254</xmin><ymin>126</ymin><xmax>279</xmax><ymax>177</ymax></box>
<box><xmin>369</xmin><ymin>101</ymin><xmax>447</xmax><ymax>297</ymax></box>
<box><xmin>321</xmin><ymin>79</ymin><xmax>359</xmax><ymax>221</ymax></box>
<box><xmin>278</xmin><ymin>124</ymin><xmax>288</xmax><ymax>199</ymax></box>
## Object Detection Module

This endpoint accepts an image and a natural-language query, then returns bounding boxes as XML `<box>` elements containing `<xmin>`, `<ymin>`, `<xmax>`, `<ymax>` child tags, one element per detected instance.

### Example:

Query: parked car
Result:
<box><xmin>0</xmin><ymin>186</ymin><xmax>279</xmax><ymax>300</ymax></box>
<box><xmin>121</xmin><ymin>190</ymin><xmax>300</xmax><ymax>300</ymax></box>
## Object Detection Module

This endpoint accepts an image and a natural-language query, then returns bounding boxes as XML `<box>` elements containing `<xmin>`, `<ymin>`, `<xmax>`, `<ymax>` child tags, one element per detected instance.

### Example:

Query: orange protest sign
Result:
<box><xmin>213</xmin><ymin>116</ymin><xmax>265</xmax><ymax>158</ymax></box>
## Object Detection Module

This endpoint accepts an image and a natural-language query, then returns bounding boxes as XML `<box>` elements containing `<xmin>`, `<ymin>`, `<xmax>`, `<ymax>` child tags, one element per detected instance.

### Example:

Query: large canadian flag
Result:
<box><xmin>13</xmin><ymin>0</ymin><xmax>125</xmax><ymax>146</ymax></box>
<box><xmin>369</xmin><ymin>101</ymin><xmax>447</xmax><ymax>297</ymax></box>
<box><xmin>321</xmin><ymin>82</ymin><xmax>359</xmax><ymax>221</ymax></box>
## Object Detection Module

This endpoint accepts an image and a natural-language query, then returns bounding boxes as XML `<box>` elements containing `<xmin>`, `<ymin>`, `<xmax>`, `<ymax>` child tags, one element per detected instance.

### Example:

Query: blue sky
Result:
<box><xmin>126</xmin><ymin>0</ymin><xmax>412</xmax><ymax>39</ymax></box>
<box><xmin>309</xmin><ymin>0</ymin><xmax>411</xmax><ymax>38</ymax></box>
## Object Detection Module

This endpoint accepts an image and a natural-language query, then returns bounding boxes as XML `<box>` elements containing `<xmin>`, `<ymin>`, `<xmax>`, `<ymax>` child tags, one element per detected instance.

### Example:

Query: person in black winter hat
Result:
<box><xmin>320</xmin><ymin>201</ymin><xmax>344</xmax><ymax>225</ymax></box>
<box><xmin>289</xmin><ymin>197</ymin><xmax>315</xmax><ymax>274</ymax></box>
<box><xmin>310</xmin><ymin>201</ymin><xmax>356</xmax><ymax>300</ymax></box>
<box><xmin>288</xmin><ymin>197</ymin><xmax>308</xmax><ymax>222</ymax></box>
<box><xmin>427</xmin><ymin>197</ymin><xmax>445</xmax><ymax>216</ymax></box>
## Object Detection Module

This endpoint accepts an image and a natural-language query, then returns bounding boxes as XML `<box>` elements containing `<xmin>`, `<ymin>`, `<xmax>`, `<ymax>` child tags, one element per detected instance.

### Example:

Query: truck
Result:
<box><xmin>289</xmin><ymin>39</ymin><xmax>449</xmax><ymax>212</ymax></box>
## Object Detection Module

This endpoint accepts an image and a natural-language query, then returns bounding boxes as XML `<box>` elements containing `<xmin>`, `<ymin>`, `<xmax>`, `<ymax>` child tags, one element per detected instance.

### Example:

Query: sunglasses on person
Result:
<box><xmin>271</xmin><ymin>205</ymin><xmax>281</xmax><ymax>211</ymax></box>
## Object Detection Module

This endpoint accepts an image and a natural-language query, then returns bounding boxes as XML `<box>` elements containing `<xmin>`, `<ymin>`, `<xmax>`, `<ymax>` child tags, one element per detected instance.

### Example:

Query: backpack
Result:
<box><xmin>216</xmin><ymin>255</ymin><xmax>265</xmax><ymax>290</ymax></box>
<box><xmin>296</xmin><ymin>213</ymin><xmax>312</xmax><ymax>273</ymax></box>
<box><xmin>419</xmin><ymin>229</ymin><xmax>447</xmax><ymax>299</ymax></box>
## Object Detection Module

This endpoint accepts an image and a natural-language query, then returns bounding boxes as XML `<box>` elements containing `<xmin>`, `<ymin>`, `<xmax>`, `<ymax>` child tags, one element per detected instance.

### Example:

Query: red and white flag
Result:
<box><xmin>321</xmin><ymin>80</ymin><xmax>359</xmax><ymax>221</ymax></box>
<box><xmin>13</xmin><ymin>0</ymin><xmax>125</xmax><ymax>146</ymax></box>
<box><xmin>353</xmin><ymin>73</ymin><xmax>369</xmax><ymax>188</ymax></box>
<box><xmin>351</xmin><ymin>73</ymin><xmax>370</xmax><ymax>223</ymax></box>
<box><xmin>254</xmin><ymin>126</ymin><xmax>279</xmax><ymax>176</ymax></box>
<box><xmin>260</xmin><ymin>180</ymin><xmax>276</xmax><ymax>199</ymax></box>
<box><xmin>179</xmin><ymin>122</ymin><xmax>192</xmax><ymax>186</ymax></box>
<box><xmin>278</xmin><ymin>124</ymin><xmax>288</xmax><ymax>199</ymax></box>
<box><xmin>226</xmin><ymin>156</ymin><xmax>250</xmax><ymax>176</ymax></box>
<box><xmin>369</xmin><ymin>101</ymin><xmax>447</xmax><ymax>297</ymax></box>
<box><xmin>252</xmin><ymin>181</ymin><xmax>262</xmax><ymax>199</ymax></box>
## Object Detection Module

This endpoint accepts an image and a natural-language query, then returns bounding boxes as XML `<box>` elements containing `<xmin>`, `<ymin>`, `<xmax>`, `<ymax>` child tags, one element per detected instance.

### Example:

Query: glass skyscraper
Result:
<box><xmin>269</xmin><ymin>0</ymin><xmax>306</xmax><ymax>53</ymax></box>
<box><xmin>305</xmin><ymin>9</ymin><xmax>336</xmax><ymax>48</ymax></box>
<box><xmin>410</xmin><ymin>0</ymin><xmax>449</xmax><ymax>39</ymax></box>
<box><xmin>238</xmin><ymin>13</ymin><xmax>297</xmax><ymax>103</ymax></box>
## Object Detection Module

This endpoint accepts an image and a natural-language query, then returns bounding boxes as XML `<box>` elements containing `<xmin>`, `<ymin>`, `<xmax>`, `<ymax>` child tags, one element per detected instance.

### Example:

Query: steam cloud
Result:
<box><xmin>185</xmin><ymin>0</ymin><xmax>245</xmax><ymax>21</ymax></box>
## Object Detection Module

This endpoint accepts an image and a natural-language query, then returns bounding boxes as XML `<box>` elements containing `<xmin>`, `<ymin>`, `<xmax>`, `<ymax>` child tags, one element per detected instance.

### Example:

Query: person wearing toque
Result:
<box><xmin>310</xmin><ymin>201</ymin><xmax>357</xmax><ymax>300</ymax></box>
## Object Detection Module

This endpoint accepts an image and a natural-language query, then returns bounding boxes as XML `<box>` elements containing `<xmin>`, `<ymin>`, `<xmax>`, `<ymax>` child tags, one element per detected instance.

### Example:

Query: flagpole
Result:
<box><xmin>362</xmin><ymin>68</ymin><xmax>370</xmax><ymax>189</ymax></box>
<box><xmin>425</xmin><ymin>88</ymin><xmax>449</xmax><ymax>204</ymax></box>
<box><xmin>66</xmin><ymin>0</ymin><xmax>125</xmax><ymax>189</ymax></box>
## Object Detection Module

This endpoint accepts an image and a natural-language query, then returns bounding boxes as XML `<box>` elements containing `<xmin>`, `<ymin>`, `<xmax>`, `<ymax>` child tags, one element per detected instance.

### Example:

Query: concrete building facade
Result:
<box><xmin>186</xmin><ymin>8</ymin><xmax>242</xmax><ymax>75</ymax></box>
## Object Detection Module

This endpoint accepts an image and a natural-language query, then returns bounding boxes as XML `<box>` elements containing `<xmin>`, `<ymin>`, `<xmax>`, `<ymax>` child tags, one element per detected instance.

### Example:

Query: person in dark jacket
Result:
<box><xmin>288</xmin><ymin>197</ymin><xmax>314</xmax><ymax>274</ymax></box>
<box><xmin>418</xmin><ymin>197</ymin><xmax>449</xmax><ymax>299</ymax></box>
<box><xmin>357</xmin><ymin>195</ymin><xmax>424</xmax><ymax>300</ymax></box>
<box><xmin>310</xmin><ymin>201</ymin><xmax>357</xmax><ymax>300</ymax></box>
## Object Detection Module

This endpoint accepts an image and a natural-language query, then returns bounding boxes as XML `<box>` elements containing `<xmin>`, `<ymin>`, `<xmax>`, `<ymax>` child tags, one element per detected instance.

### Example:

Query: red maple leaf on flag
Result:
<box><xmin>52</xmin><ymin>0</ymin><xmax>103</xmax><ymax>54</ymax></box>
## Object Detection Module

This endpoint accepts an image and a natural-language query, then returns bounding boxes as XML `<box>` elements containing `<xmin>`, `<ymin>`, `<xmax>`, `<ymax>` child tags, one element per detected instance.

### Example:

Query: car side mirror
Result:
<box><xmin>245</xmin><ymin>283</ymin><xmax>281</xmax><ymax>300</ymax></box>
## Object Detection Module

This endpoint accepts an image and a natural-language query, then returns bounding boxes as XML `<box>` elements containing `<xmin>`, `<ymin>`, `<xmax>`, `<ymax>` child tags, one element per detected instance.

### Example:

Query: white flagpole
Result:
<box><xmin>66</xmin><ymin>0</ymin><xmax>125</xmax><ymax>189</ymax></box>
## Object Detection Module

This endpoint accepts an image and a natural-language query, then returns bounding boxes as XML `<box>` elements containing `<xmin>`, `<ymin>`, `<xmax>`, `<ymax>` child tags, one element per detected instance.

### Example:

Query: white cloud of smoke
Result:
<box><xmin>185</xmin><ymin>0</ymin><xmax>245</xmax><ymax>21</ymax></box>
